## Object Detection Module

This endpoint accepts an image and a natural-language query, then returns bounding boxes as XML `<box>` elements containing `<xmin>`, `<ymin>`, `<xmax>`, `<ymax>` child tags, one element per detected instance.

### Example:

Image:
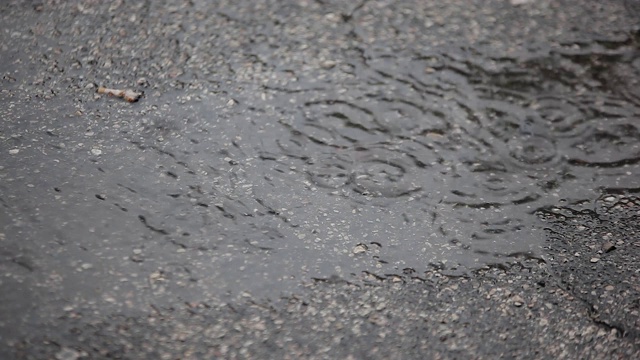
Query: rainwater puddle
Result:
<box><xmin>96</xmin><ymin>36</ymin><xmax>640</xmax><ymax>301</ymax></box>
<box><xmin>241</xmin><ymin>37</ymin><xmax>640</xmax><ymax>281</ymax></box>
<box><xmin>4</xmin><ymin>20</ymin><xmax>639</xmax><ymax>306</ymax></box>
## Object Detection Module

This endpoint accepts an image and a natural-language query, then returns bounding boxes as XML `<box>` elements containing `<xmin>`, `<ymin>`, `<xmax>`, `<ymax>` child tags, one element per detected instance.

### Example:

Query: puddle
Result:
<box><xmin>1</xmin><ymin>2</ymin><xmax>639</xmax><ymax>305</ymax></box>
<box><xmin>247</xmin><ymin>41</ymin><xmax>640</xmax><ymax>278</ymax></box>
<box><xmin>80</xmin><ymin>34</ymin><xmax>638</xmax><ymax>300</ymax></box>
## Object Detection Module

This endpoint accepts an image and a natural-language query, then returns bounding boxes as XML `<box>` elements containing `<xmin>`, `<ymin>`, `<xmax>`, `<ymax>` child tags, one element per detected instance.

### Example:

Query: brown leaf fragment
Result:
<box><xmin>97</xmin><ymin>86</ymin><xmax>143</xmax><ymax>102</ymax></box>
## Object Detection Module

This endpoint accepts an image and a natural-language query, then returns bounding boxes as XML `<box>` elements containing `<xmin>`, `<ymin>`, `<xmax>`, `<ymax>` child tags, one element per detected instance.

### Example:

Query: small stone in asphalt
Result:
<box><xmin>602</xmin><ymin>242</ymin><xmax>616</xmax><ymax>253</ymax></box>
<box><xmin>512</xmin><ymin>295</ymin><xmax>524</xmax><ymax>307</ymax></box>
<box><xmin>55</xmin><ymin>347</ymin><xmax>81</xmax><ymax>360</ymax></box>
<box><xmin>353</xmin><ymin>243</ymin><xmax>368</xmax><ymax>254</ymax></box>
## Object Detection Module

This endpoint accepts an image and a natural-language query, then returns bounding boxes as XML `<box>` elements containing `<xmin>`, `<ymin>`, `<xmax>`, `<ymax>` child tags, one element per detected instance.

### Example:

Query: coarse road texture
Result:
<box><xmin>1</xmin><ymin>0</ymin><xmax>640</xmax><ymax>359</ymax></box>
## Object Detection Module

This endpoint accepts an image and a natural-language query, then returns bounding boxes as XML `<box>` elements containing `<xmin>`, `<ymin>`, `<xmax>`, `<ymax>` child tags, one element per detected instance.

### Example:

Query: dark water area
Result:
<box><xmin>0</xmin><ymin>0</ymin><xmax>639</xmax><ymax>308</ymax></box>
<box><xmin>249</xmin><ymin>39</ymin><xmax>640</xmax><ymax>278</ymax></box>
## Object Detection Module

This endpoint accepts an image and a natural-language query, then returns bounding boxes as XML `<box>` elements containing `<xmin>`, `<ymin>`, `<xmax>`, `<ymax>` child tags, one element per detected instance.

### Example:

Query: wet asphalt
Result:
<box><xmin>1</xmin><ymin>0</ymin><xmax>640</xmax><ymax>358</ymax></box>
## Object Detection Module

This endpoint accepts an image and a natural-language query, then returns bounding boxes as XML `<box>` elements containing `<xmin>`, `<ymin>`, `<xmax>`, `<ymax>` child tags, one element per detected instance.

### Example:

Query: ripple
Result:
<box><xmin>304</xmin><ymin>99</ymin><xmax>377</xmax><ymax>132</ymax></box>
<box><xmin>349</xmin><ymin>146</ymin><xmax>417</xmax><ymax>198</ymax></box>
<box><xmin>372</xmin><ymin>97</ymin><xmax>450</xmax><ymax>137</ymax></box>
<box><xmin>476</xmin><ymin>99</ymin><xmax>532</xmax><ymax>143</ymax></box>
<box><xmin>506</xmin><ymin>135</ymin><xmax>557</xmax><ymax>166</ymax></box>
<box><xmin>306</xmin><ymin>152</ymin><xmax>353</xmax><ymax>189</ymax></box>
<box><xmin>469</xmin><ymin>91</ymin><xmax>562</xmax><ymax>170</ymax></box>
<box><xmin>364</xmin><ymin>52</ymin><xmax>439</xmax><ymax>89</ymax></box>
<box><xmin>530</xmin><ymin>95</ymin><xmax>592</xmax><ymax>138</ymax></box>
<box><xmin>342</xmin><ymin>141</ymin><xmax>444</xmax><ymax>206</ymax></box>
<box><xmin>565</xmin><ymin>119</ymin><xmax>640</xmax><ymax>168</ymax></box>
<box><xmin>444</xmin><ymin>158</ymin><xmax>544</xmax><ymax>209</ymax></box>
<box><xmin>437</xmin><ymin>205</ymin><xmax>542</xmax><ymax>259</ymax></box>
<box><xmin>621</xmin><ymin>58</ymin><xmax>640</xmax><ymax>106</ymax></box>
<box><xmin>302</xmin><ymin>99</ymin><xmax>387</xmax><ymax>145</ymax></box>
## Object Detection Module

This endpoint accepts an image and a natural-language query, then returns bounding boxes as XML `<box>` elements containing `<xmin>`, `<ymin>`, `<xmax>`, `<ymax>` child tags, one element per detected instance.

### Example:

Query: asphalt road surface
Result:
<box><xmin>1</xmin><ymin>0</ymin><xmax>640</xmax><ymax>358</ymax></box>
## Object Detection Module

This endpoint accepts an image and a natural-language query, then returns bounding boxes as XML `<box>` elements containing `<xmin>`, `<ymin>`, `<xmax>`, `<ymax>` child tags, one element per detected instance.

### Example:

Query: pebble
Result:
<box><xmin>590</xmin><ymin>257</ymin><xmax>600</xmax><ymax>263</ymax></box>
<box><xmin>320</xmin><ymin>60</ymin><xmax>337</xmax><ymax>69</ymax></box>
<box><xmin>137</xmin><ymin>77</ymin><xmax>149</xmax><ymax>87</ymax></box>
<box><xmin>602</xmin><ymin>242</ymin><xmax>616</xmax><ymax>253</ymax></box>
<box><xmin>9</xmin><ymin>149</ymin><xmax>19</xmax><ymax>154</ymax></box>
<box><xmin>55</xmin><ymin>347</ymin><xmax>80</xmax><ymax>360</ymax></box>
<box><xmin>353</xmin><ymin>244</ymin><xmax>368</xmax><ymax>254</ymax></box>
<box><xmin>91</xmin><ymin>148</ymin><xmax>102</xmax><ymax>156</ymax></box>
<box><xmin>512</xmin><ymin>295</ymin><xmax>524</xmax><ymax>307</ymax></box>
<box><xmin>510</xmin><ymin>0</ymin><xmax>534</xmax><ymax>5</ymax></box>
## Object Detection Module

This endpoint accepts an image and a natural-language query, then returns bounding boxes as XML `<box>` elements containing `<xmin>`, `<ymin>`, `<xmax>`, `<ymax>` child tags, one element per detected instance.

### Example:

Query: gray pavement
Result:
<box><xmin>1</xmin><ymin>0</ymin><xmax>640</xmax><ymax>358</ymax></box>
